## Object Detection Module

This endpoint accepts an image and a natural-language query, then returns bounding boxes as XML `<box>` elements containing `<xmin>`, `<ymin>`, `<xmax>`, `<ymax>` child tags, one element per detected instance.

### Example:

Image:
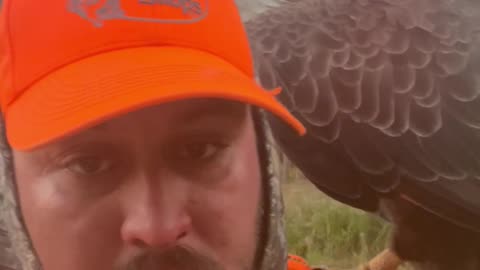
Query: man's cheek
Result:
<box><xmin>188</xmin><ymin>174</ymin><xmax>260</xmax><ymax>268</ymax></box>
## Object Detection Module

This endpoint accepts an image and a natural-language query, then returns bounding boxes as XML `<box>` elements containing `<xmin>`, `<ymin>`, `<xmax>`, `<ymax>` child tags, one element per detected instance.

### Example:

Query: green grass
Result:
<box><xmin>282</xmin><ymin>178</ymin><xmax>392</xmax><ymax>269</ymax></box>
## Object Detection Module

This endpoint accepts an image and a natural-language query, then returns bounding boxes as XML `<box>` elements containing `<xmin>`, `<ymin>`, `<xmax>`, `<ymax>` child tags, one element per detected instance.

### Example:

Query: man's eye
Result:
<box><xmin>65</xmin><ymin>156</ymin><xmax>113</xmax><ymax>175</ymax></box>
<box><xmin>177</xmin><ymin>142</ymin><xmax>225</xmax><ymax>161</ymax></box>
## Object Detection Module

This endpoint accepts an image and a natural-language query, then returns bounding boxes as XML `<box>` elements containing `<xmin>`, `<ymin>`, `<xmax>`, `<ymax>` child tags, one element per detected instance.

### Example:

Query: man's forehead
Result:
<box><xmin>85</xmin><ymin>98</ymin><xmax>250</xmax><ymax>132</ymax></box>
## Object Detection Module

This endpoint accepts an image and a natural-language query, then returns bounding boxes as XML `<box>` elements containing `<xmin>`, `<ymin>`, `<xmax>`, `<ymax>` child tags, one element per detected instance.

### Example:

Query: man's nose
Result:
<box><xmin>120</xmin><ymin>173</ymin><xmax>192</xmax><ymax>249</ymax></box>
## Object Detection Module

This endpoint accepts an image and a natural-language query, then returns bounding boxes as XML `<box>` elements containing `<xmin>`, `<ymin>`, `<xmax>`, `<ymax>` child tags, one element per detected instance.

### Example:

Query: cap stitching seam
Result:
<box><xmin>7</xmin><ymin>41</ymin><xmax>251</xmax><ymax>112</ymax></box>
<box><xmin>6</xmin><ymin>41</ymin><xmax>169</xmax><ymax>112</ymax></box>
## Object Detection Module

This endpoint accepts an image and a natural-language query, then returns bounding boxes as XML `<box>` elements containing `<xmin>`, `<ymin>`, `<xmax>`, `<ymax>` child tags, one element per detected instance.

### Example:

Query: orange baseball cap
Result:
<box><xmin>0</xmin><ymin>0</ymin><xmax>306</xmax><ymax>151</ymax></box>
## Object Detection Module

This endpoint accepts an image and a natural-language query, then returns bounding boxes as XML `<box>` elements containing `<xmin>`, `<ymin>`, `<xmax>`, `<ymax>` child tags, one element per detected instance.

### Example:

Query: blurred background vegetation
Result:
<box><xmin>271</xmin><ymin>139</ymin><xmax>396</xmax><ymax>269</ymax></box>
<box><xmin>282</xmin><ymin>176</ymin><xmax>392</xmax><ymax>269</ymax></box>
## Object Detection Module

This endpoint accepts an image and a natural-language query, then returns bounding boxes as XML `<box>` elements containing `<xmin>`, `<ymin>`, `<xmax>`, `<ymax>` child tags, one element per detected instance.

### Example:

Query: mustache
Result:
<box><xmin>119</xmin><ymin>245</ymin><xmax>225</xmax><ymax>270</ymax></box>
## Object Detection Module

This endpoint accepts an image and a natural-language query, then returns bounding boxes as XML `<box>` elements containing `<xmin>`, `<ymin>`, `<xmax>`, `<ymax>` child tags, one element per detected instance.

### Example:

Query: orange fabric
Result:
<box><xmin>288</xmin><ymin>254</ymin><xmax>312</xmax><ymax>270</ymax></box>
<box><xmin>0</xmin><ymin>0</ymin><xmax>306</xmax><ymax>150</ymax></box>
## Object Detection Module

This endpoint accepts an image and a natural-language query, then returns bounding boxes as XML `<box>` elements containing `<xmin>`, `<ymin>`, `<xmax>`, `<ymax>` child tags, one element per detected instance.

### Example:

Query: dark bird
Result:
<box><xmin>239</xmin><ymin>0</ymin><xmax>480</xmax><ymax>269</ymax></box>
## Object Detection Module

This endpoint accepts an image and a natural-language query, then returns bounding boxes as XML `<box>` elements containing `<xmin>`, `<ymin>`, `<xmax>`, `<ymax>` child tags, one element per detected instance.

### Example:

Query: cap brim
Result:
<box><xmin>6</xmin><ymin>46</ymin><xmax>305</xmax><ymax>150</ymax></box>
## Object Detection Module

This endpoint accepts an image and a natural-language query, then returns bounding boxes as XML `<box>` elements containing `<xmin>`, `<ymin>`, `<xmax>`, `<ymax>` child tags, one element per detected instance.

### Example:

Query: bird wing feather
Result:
<box><xmin>240</xmin><ymin>0</ymin><xmax>480</xmax><ymax>232</ymax></box>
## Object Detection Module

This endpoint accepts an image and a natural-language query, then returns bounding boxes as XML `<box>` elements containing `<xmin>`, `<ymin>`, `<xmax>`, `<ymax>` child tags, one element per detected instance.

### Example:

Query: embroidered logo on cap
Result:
<box><xmin>68</xmin><ymin>0</ymin><xmax>208</xmax><ymax>27</ymax></box>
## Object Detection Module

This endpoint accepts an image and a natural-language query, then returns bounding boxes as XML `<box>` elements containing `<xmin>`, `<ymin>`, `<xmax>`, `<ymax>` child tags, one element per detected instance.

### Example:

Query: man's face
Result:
<box><xmin>12</xmin><ymin>99</ymin><xmax>263</xmax><ymax>270</ymax></box>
